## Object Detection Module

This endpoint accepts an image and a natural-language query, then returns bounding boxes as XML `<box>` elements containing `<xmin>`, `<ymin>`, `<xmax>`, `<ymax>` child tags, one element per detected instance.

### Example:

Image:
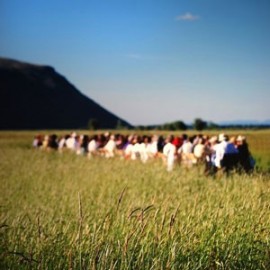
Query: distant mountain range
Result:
<box><xmin>218</xmin><ymin>120</ymin><xmax>270</xmax><ymax>126</ymax></box>
<box><xmin>0</xmin><ymin>58</ymin><xmax>132</xmax><ymax>130</ymax></box>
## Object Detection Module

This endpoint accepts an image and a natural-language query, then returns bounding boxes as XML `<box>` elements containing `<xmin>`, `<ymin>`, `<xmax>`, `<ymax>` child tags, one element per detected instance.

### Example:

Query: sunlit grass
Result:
<box><xmin>0</xmin><ymin>130</ymin><xmax>270</xmax><ymax>269</ymax></box>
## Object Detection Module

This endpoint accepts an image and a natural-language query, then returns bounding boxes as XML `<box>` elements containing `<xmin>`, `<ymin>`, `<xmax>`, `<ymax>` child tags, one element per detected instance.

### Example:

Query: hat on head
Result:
<box><xmin>218</xmin><ymin>133</ymin><xmax>225</xmax><ymax>142</ymax></box>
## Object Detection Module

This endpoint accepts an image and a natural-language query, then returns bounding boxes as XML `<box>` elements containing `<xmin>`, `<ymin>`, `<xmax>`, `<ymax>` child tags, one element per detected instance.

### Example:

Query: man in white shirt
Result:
<box><xmin>193</xmin><ymin>138</ymin><xmax>205</xmax><ymax>163</ymax></box>
<box><xmin>88</xmin><ymin>135</ymin><xmax>98</xmax><ymax>158</ymax></box>
<box><xmin>214</xmin><ymin>134</ymin><xmax>227</xmax><ymax>168</ymax></box>
<box><xmin>178</xmin><ymin>136</ymin><xmax>194</xmax><ymax>167</ymax></box>
<box><xmin>103</xmin><ymin>135</ymin><xmax>116</xmax><ymax>158</ymax></box>
<box><xmin>163</xmin><ymin>135</ymin><xmax>176</xmax><ymax>172</ymax></box>
<box><xmin>66</xmin><ymin>132</ymin><xmax>77</xmax><ymax>151</ymax></box>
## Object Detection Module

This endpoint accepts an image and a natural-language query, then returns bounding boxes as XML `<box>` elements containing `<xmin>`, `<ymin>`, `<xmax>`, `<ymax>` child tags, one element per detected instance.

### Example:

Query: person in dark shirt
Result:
<box><xmin>236</xmin><ymin>136</ymin><xmax>253</xmax><ymax>173</ymax></box>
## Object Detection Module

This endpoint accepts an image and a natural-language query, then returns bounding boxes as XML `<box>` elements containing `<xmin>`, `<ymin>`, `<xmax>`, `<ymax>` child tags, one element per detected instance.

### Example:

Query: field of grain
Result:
<box><xmin>0</xmin><ymin>130</ymin><xmax>270</xmax><ymax>269</ymax></box>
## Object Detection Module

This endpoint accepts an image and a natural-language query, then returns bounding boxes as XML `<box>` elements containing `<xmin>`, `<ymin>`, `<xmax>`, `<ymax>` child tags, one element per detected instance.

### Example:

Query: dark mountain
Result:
<box><xmin>0</xmin><ymin>58</ymin><xmax>132</xmax><ymax>130</ymax></box>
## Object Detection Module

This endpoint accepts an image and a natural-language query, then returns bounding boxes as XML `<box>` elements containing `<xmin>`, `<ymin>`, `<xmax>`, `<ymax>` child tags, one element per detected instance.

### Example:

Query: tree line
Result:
<box><xmin>88</xmin><ymin>118</ymin><xmax>270</xmax><ymax>131</ymax></box>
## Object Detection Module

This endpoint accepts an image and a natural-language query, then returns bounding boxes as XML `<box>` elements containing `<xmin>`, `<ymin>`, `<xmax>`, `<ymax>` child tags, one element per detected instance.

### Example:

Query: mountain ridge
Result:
<box><xmin>0</xmin><ymin>57</ymin><xmax>132</xmax><ymax>130</ymax></box>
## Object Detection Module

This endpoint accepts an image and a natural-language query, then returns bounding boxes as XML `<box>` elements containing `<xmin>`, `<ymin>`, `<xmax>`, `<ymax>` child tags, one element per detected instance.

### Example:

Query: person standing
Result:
<box><xmin>236</xmin><ymin>136</ymin><xmax>254</xmax><ymax>173</ymax></box>
<box><xmin>163</xmin><ymin>135</ymin><xmax>176</xmax><ymax>172</ymax></box>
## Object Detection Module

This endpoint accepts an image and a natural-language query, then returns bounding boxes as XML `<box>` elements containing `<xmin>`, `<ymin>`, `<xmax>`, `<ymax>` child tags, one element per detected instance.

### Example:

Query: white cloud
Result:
<box><xmin>175</xmin><ymin>12</ymin><xmax>200</xmax><ymax>21</ymax></box>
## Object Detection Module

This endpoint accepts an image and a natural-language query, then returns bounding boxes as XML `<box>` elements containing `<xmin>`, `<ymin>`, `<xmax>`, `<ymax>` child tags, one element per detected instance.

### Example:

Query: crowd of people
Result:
<box><xmin>33</xmin><ymin>132</ymin><xmax>255</xmax><ymax>174</ymax></box>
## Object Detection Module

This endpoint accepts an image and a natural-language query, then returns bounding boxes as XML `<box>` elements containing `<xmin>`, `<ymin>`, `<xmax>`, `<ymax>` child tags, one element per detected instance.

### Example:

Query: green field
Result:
<box><xmin>0</xmin><ymin>130</ymin><xmax>270</xmax><ymax>269</ymax></box>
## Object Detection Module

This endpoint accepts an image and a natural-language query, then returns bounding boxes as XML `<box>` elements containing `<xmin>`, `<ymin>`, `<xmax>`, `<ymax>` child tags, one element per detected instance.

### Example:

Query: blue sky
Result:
<box><xmin>1</xmin><ymin>0</ymin><xmax>269</xmax><ymax>125</ymax></box>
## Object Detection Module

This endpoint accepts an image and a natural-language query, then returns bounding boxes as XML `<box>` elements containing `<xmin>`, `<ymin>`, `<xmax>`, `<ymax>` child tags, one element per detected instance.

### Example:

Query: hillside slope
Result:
<box><xmin>0</xmin><ymin>58</ymin><xmax>131</xmax><ymax>129</ymax></box>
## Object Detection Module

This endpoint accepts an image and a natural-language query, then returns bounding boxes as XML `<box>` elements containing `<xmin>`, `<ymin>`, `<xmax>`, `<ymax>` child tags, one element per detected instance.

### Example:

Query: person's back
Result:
<box><xmin>140</xmin><ymin>137</ymin><xmax>150</xmax><ymax>163</ymax></box>
<box><xmin>236</xmin><ymin>136</ymin><xmax>253</xmax><ymax>173</ymax></box>
<box><xmin>48</xmin><ymin>134</ymin><xmax>58</xmax><ymax>150</ymax></box>
<box><xmin>88</xmin><ymin>136</ymin><xmax>98</xmax><ymax>158</ymax></box>
<box><xmin>193</xmin><ymin>139</ymin><xmax>205</xmax><ymax>163</ymax></box>
<box><xmin>66</xmin><ymin>133</ymin><xmax>77</xmax><ymax>150</ymax></box>
<box><xmin>124</xmin><ymin>143</ymin><xmax>133</xmax><ymax>159</ymax></box>
<box><xmin>104</xmin><ymin>135</ymin><xmax>116</xmax><ymax>158</ymax></box>
<box><xmin>181</xmin><ymin>140</ymin><xmax>193</xmax><ymax>154</ymax></box>
<box><xmin>223</xmin><ymin>143</ymin><xmax>239</xmax><ymax>173</ymax></box>
<box><xmin>163</xmin><ymin>136</ymin><xmax>176</xmax><ymax>171</ymax></box>
<box><xmin>58</xmin><ymin>136</ymin><xmax>67</xmax><ymax>152</ymax></box>
<box><xmin>178</xmin><ymin>138</ymin><xmax>194</xmax><ymax>167</ymax></box>
<box><xmin>148</xmin><ymin>135</ymin><xmax>158</xmax><ymax>158</ymax></box>
<box><xmin>214</xmin><ymin>134</ymin><xmax>228</xmax><ymax>169</ymax></box>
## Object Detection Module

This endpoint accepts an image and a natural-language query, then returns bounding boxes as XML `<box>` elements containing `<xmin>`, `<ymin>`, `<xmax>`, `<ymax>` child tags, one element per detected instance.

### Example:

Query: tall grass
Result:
<box><xmin>0</xmin><ymin>131</ymin><xmax>270</xmax><ymax>269</ymax></box>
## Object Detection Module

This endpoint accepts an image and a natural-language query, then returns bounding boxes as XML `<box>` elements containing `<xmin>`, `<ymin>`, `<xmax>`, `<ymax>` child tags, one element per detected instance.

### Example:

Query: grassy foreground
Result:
<box><xmin>0</xmin><ymin>131</ymin><xmax>270</xmax><ymax>269</ymax></box>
